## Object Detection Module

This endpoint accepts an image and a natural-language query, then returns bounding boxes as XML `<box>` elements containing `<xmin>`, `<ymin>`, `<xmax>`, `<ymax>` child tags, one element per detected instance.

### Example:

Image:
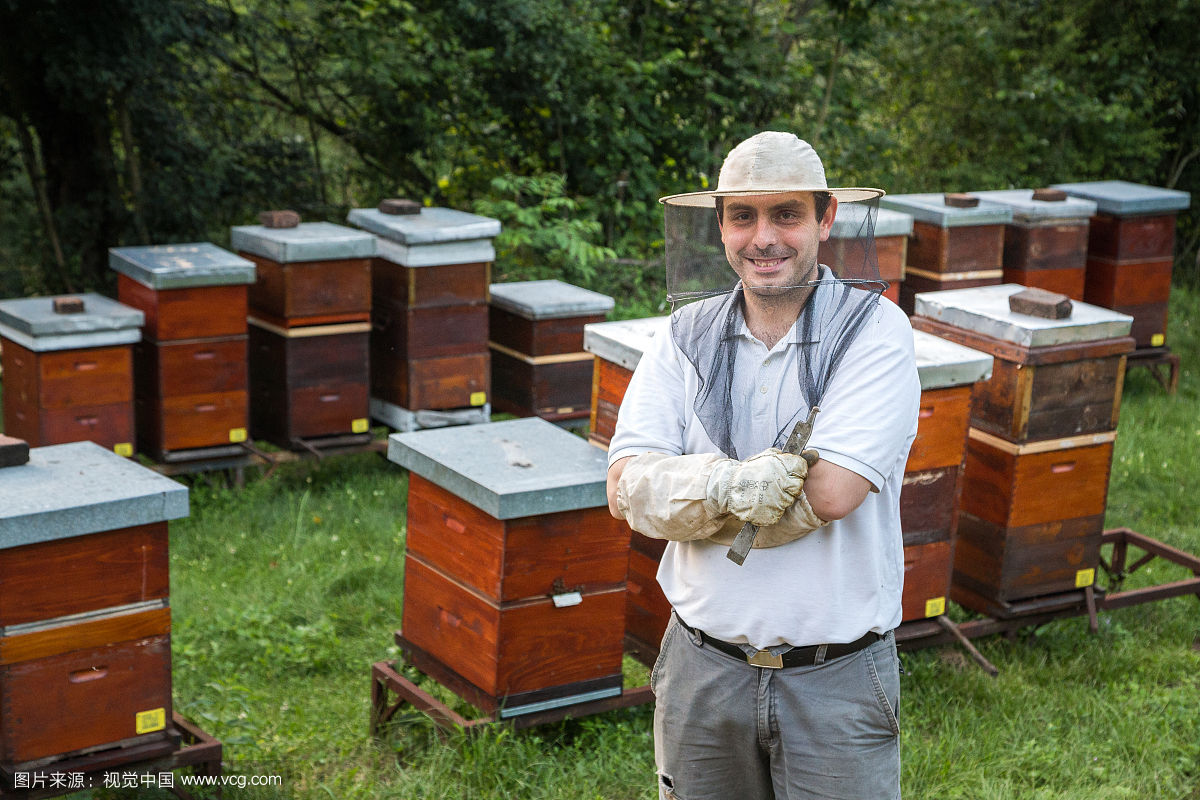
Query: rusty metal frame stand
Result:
<box><xmin>370</xmin><ymin>660</ymin><xmax>654</xmax><ymax>737</ymax></box>
<box><xmin>0</xmin><ymin>714</ymin><xmax>222</xmax><ymax>800</ymax></box>
<box><xmin>1098</xmin><ymin>527</ymin><xmax>1200</xmax><ymax>609</ymax></box>
<box><xmin>1125</xmin><ymin>346</ymin><xmax>1181</xmax><ymax>393</ymax></box>
<box><xmin>898</xmin><ymin>528</ymin><xmax>1200</xmax><ymax>672</ymax></box>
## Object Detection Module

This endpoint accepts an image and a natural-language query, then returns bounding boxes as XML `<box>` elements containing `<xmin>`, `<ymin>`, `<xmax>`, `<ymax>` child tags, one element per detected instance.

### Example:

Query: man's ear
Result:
<box><xmin>818</xmin><ymin>196</ymin><xmax>838</xmax><ymax>242</ymax></box>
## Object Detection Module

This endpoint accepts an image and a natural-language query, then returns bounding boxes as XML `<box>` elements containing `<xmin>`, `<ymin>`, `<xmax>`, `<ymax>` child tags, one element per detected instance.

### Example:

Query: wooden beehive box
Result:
<box><xmin>110</xmin><ymin>243</ymin><xmax>256</xmax><ymax>459</ymax></box>
<box><xmin>246</xmin><ymin>317</ymin><xmax>370</xmax><ymax>447</ymax></box>
<box><xmin>0</xmin><ymin>440</ymin><xmax>188</xmax><ymax>770</ymax></box>
<box><xmin>819</xmin><ymin>206</ymin><xmax>913</xmax><ymax>305</ymax></box>
<box><xmin>488</xmin><ymin>280</ymin><xmax>614</xmax><ymax>422</ymax></box>
<box><xmin>346</xmin><ymin>205</ymin><xmax>499</xmax><ymax>420</ymax></box>
<box><xmin>879</xmin><ymin>193</ymin><xmax>1013</xmax><ymax>314</ymax></box>
<box><xmin>387</xmin><ymin>418</ymin><xmax>630</xmax><ymax>717</ymax></box>
<box><xmin>582</xmin><ymin>316</ymin><xmax>671</xmax><ymax>449</ymax></box>
<box><xmin>910</xmin><ymin>285</ymin><xmax>1133</xmax><ymax>614</ymax></box>
<box><xmin>0</xmin><ymin>295</ymin><xmax>142</xmax><ymax>454</ymax></box>
<box><xmin>911</xmin><ymin>284</ymin><xmax>1134</xmax><ymax>444</ymax></box>
<box><xmin>902</xmin><ymin>331</ymin><xmax>992</xmax><ymax>622</ymax></box>
<box><xmin>231</xmin><ymin>221</ymin><xmax>376</xmax><ymax>326</ymax></box>
<box><xmin>970</xmin><ymin>189</ymin><xmax>1098</xmax><ymax>300</ymax></box>
<box><xmin>581</xmin><ymin>316</ymin><xmax>672</xmax><ymax>653</ymax></box>
<box><xmin>1052</xmin><ymin>180</ymin><xmax>1192</xmax><ymax>348</ymax></box>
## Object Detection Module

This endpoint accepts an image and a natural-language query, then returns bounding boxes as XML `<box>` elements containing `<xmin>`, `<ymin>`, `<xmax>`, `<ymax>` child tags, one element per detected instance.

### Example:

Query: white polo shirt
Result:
<box><xmin>609</xmin><ymin>284</ymin><xmax>920</xmax><ymax>649</ymax></box>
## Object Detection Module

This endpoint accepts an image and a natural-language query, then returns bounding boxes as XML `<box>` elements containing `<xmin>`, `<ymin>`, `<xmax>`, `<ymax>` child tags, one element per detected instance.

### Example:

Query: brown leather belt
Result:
<box><xmin>678</xmin><ymin>617</ymin><xmax>884</xmax><ymax>669</ymax></box>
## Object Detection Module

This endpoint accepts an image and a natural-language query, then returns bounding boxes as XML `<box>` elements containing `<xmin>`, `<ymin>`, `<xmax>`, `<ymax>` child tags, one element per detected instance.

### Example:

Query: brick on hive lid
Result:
<box><xmin>944</xmin><ymin>193</ymin><xmax>980</xmax><ymax>208</ymax></box>
<box><xmin>379</xmin><ymin>198</ymin><xmax>422</xmax><ymax>216</ymax></box>
<box><xmin>1008</xmin><ymin>287</ymin><xmax>1073</xmax><ymax>319</ymax></box>
<box><xmin>52</xmin><ymin>297</ymin><xmax>86</xmax><ymax>314</ymax></box>
<box><xmin>0</xmin><ymin>435</ymin><xmax>30</xmax><ymax>468</ymax></box>
<box><xmin>258</xmin><ymin>210</ymin><xmax>301</xmax><ymax>229</ymax></box>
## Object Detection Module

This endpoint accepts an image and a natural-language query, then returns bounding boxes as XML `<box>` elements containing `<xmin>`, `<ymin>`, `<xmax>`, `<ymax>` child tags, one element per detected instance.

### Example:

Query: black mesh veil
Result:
<box><xmin>664</xmin><ymin>195</ymin><xmax>886</xmax><ymax>459</ymax></box>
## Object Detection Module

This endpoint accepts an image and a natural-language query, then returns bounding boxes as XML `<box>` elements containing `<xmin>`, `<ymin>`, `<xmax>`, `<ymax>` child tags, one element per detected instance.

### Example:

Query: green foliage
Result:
<box><xmin>476</xmin><ymin>173</ymin><xmax>616</xmax><ymax>287</ymax></box>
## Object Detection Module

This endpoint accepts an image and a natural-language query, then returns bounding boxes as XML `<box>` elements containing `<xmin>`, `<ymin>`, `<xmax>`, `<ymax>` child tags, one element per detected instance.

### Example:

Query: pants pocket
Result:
<box><xmin>864</xmin><ymin>641</ymin><xmax>901</xmax><ymax>736</ymax></box>
<box><xmin>650</xmin><ymin>615</ymin><xmax>681</xmax><ymax>694</ymax></box>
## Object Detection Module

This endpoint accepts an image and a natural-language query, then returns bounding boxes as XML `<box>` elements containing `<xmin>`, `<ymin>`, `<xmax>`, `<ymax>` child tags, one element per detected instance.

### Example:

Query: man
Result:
<box><xmin>606</xmin><ymin>131</ymin><xmax>920</xmax><ymax>800</ymax></box>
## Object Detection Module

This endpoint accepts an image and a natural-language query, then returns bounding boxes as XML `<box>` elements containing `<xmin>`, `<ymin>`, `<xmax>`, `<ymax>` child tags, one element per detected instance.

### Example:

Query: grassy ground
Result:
<box><xmin>33</xmin><ymin>285</ymin><xmax>1200</xmax><ymax>799</ymax></box>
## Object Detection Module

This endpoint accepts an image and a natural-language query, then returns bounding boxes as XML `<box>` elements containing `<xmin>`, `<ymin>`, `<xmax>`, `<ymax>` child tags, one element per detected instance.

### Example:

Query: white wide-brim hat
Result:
<box><xmin>659</xmin><ymin>131</ymin><xmax>884</xmax><ymax>207</ymax></box>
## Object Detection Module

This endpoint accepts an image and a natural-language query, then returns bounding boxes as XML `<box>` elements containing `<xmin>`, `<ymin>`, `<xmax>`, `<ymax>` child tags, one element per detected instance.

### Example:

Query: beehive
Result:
<box><xmin>819</xmin><ymin>206</ymin><xmax>913</xmax><ymax>305</ymax></box>
<box><xmin>232</xmin><ymin>221</ymin><xmax>376</xmax><ymax>446</ymax></box>
<box><xmin>0</xmin><ymin>441</ymin><xmax>188</xmax><ymax>769</ymax></box>
<box><xmin>0</xmin><ymin>294</ymin><xmax>142</xmax><ymax>453</ymax></box>
<box><xmin>488</xmin><ymin>280</ymin><xmax>614</xmax><ymax>423</ymax></box>
<box><xmin>878</xmin><ymin>193</ymin><xmax>1013</xmax><ymax>314</ymax></box>
<box><xmin>970</xmin><ymin>189</ymin><xmax>1097</xmax><ymax>300</ymax></box>
<box><xmin>901</xmin><ymin>331</ymin><xmax>992</xmax><ymax>621</ymax></box>
<box><xmin>1051</xmin><ymin>180</ymin><xmax>1191</xmax><ymax>348</ymax></box>
<box><xmin>911</xmin><ymin>284</ymin><xmax>1134</xmax><ymax>612</ymax></box>
<box><xmin>387</xmin><ymin>418</ymin><xmax>630</xmax><ymax>716</ymax></box>
<box><xmin>110</xmin><ymin>243</ymin><xmax>256</xmax><ymax>459</ymax></box>
<box><xmin>347</xmin><ymin>205</ymin><xmax>499</xmax><ymax>423</ymax></box>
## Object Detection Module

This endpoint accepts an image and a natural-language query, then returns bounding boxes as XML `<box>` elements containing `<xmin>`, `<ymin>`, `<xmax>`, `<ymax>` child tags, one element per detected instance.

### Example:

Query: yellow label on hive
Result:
<box><xmin>1151</xmin><ymin>333</ymin><xmax>1165</xmax><ymax>347</ymax></box>
<box><xmin>351</xmin><ymin>418</ymin><xmax>369</xmax><ymax>434</ymax></box>
<box><xmin>135</xmin><ymin>707</ymin><xmax>166</xmax><ymax>734</ymax></box>
<box><xmin>924</xmin><ymin>597</ymin><xmax>946</xmax><ymax>618</ymax></box>
<box><xmin>114</xmin><ymin>443</ymin><xmax>133</xmax><ymax>457</ymax></box>
<box><xmin>470</xmin><ymin>392</ymin><xmax>487</xmax><ymax>407</ymax></box>
<box><xmin>1075</xmin><ymin>568</ymin><xmax>1095</xmax><ymax>588</ymax></box>
<box><xmin>229</xmin><ymin>427</ymin><xmax>248</xmax><ymax>443</ymax></box>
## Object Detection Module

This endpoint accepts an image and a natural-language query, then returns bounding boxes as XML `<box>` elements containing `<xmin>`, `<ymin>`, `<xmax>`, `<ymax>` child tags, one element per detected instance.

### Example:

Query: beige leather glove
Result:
<box><xmin>703</xmin><ymin>448</ymin><xmax>810</xmax><ymax>527</ymax></box>
<box><xmin>615</xmin><ymin>449</ymin><xmax>814</xmax><ymax>543</ymax></box>
<box><xmin>707</xmin><ymin>491</ymin><xmax>827</xmax><ymax>548</ymax></box>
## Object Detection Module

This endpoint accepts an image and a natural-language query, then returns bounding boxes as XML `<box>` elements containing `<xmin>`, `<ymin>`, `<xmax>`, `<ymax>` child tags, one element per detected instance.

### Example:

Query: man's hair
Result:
<box><xmin>715</xmin><ymin>191</ymin><xmax>832</xmax><ymax>224</ymax></box>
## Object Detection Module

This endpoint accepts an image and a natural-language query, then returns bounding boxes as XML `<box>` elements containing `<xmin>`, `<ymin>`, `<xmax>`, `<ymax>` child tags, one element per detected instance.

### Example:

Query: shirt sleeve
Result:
<box><xmin>806</xmin><ymin>301</ymin><xmax>921</xmax><ymax>490</ymax></box>
<box><xmin>607</xmin><ymin>323</ymin><xmax>690</xmax><ymax>466</ymax></box>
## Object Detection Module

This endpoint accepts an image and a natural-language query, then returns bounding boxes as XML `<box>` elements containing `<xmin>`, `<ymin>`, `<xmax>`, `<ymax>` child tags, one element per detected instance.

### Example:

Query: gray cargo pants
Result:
<box><xmin>651</xmin><ymin>614</ymin><xmax>901</xmax><ymax>800</ymax></box>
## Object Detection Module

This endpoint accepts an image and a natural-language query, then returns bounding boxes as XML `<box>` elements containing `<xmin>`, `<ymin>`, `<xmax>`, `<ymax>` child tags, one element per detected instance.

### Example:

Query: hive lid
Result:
<box><xmin>109</xmin><ymin>242</ymin><xmax>257</xmax><ymax>289</ymax></box>
<box><xmin>0</xmin><ymin>441</ymin><xmax>189</xmax><ymax>549</ymax></box>
<box><xmin>387</xmin><ymin>417</ymin><xmax>608</xmax><ymax>519</ymax></box>
<box><xmin>0</xmin><ymin>293</ymin><xmax>144</xmax><ymax>352</ymax></box>
<box><xmin>489</xmin><ymin>280</ymin><xmax>615</xmax><ymax>320</ymax></box>
<box><xmin>913</xmin><ymin>284</ymin><xmax>1133</xmax><ymax>348</ymax></box>
<box><xmin>878</xmin><ymin>193</ymin><xmax>1013</xmax><ymax>227</ymax></box>
<box><xmin>583</xmin><ymin>316</ymin><xmax>672</xmax><ymax>371</ymax></box>
<box><xmin>230</xmin><ymin>221</ymin><xmax>376</xmax><ymax>263</ymax></box>
<box><xmin>1050</xmin><ymin>180</ymin><xmax>1191</xmax><ymax>216</ymax></box>
<box><xmin>969</xmin><ymin>189</ymin><xmax>1097</xmax><ymax>223</ymax></box>
<box><xmin>347</xmin><ymin>206</ymin><xmax>501</xmax><ymax>245</ymax></box>
<box><xmin>828</xmin><ymin>206</ymin><xmax>913</xmax><ymax>239</ymax></box>
<box><xmin>913</xmin><ymin>329</ymin><xmax>993</xmax><ymax>390</ymax></box>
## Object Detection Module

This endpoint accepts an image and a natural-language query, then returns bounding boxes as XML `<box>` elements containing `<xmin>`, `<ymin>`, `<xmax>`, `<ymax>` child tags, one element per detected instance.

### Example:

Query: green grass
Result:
<box><xmin>37</xmin><ymin>286</ymin><xmax>1200</xmax><ymax>799</ymax></box>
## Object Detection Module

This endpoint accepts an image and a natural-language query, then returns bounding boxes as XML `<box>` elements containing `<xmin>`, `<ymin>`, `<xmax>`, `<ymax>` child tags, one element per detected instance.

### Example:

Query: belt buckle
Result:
<box><xmin>747</xmin><ymin>649</ymin><xmax>783</xmax><ymax>669</ymax></box>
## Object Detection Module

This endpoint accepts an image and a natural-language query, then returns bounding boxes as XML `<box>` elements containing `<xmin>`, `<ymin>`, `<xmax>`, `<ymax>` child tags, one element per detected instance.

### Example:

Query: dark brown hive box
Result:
<box><xmin>970</xmin><ymin>189</ymin><xmax>1098</xmax><ymax>301</ymax></box>
<box><xmin>488</xmin><ymin>280</ymin><xmax>614</xmax><ymax>422</ymax></box>
<box><xmin>110</xmin><ymin>243</ymin><xmax>257</xmax><ymax>459</ymax></box>
<box><xmin>0</xmin><ymin>441</ymin><xmax>188</xmax><ymax>770</ymax></box>
<box><xmin>1052</xmin><ymin>180</ymin><xmax>1192</xmax><ymax>348</ymax></box>
<box><xmin>387</xmin><ymin>418</ymin><xmax>630</xmax><ymax>716</ymax></box>
<box><xmin>0</xmin><ymin>294</ymin><xmax>141</xmax><ymax>454</ymax></box>
<box><xmin>232</xmin><ymin>221</ymin><xmax>375</xmax><ymax>327</ymax></box>
<box><xmin>345</xmin><ymin>205</ymin><xmax>498</xmax><ymax>419</ymax></box>
<box><xmin>879</xmin><ymin>193</ymin><xmax>1013</xmax><ymax>314</ymax></box>
<box><xmin>247</xmin><ymin>318</ymin><xmax>370</xmax><ymax>447</ymax></box>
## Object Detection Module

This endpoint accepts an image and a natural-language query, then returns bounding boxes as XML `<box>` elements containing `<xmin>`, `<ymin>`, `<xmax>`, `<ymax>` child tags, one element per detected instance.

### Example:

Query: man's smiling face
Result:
<box><xmin>718</xmin><ymin>191</ymin><xmax>836</xmax><ymax>297</ymax></box>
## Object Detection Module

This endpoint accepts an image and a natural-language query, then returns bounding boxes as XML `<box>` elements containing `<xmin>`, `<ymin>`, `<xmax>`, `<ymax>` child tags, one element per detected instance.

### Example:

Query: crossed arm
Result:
<box><xmin>606</xmin><ymin>451</ymin><xmax>872</xmax><ymax>524</ymax></box>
